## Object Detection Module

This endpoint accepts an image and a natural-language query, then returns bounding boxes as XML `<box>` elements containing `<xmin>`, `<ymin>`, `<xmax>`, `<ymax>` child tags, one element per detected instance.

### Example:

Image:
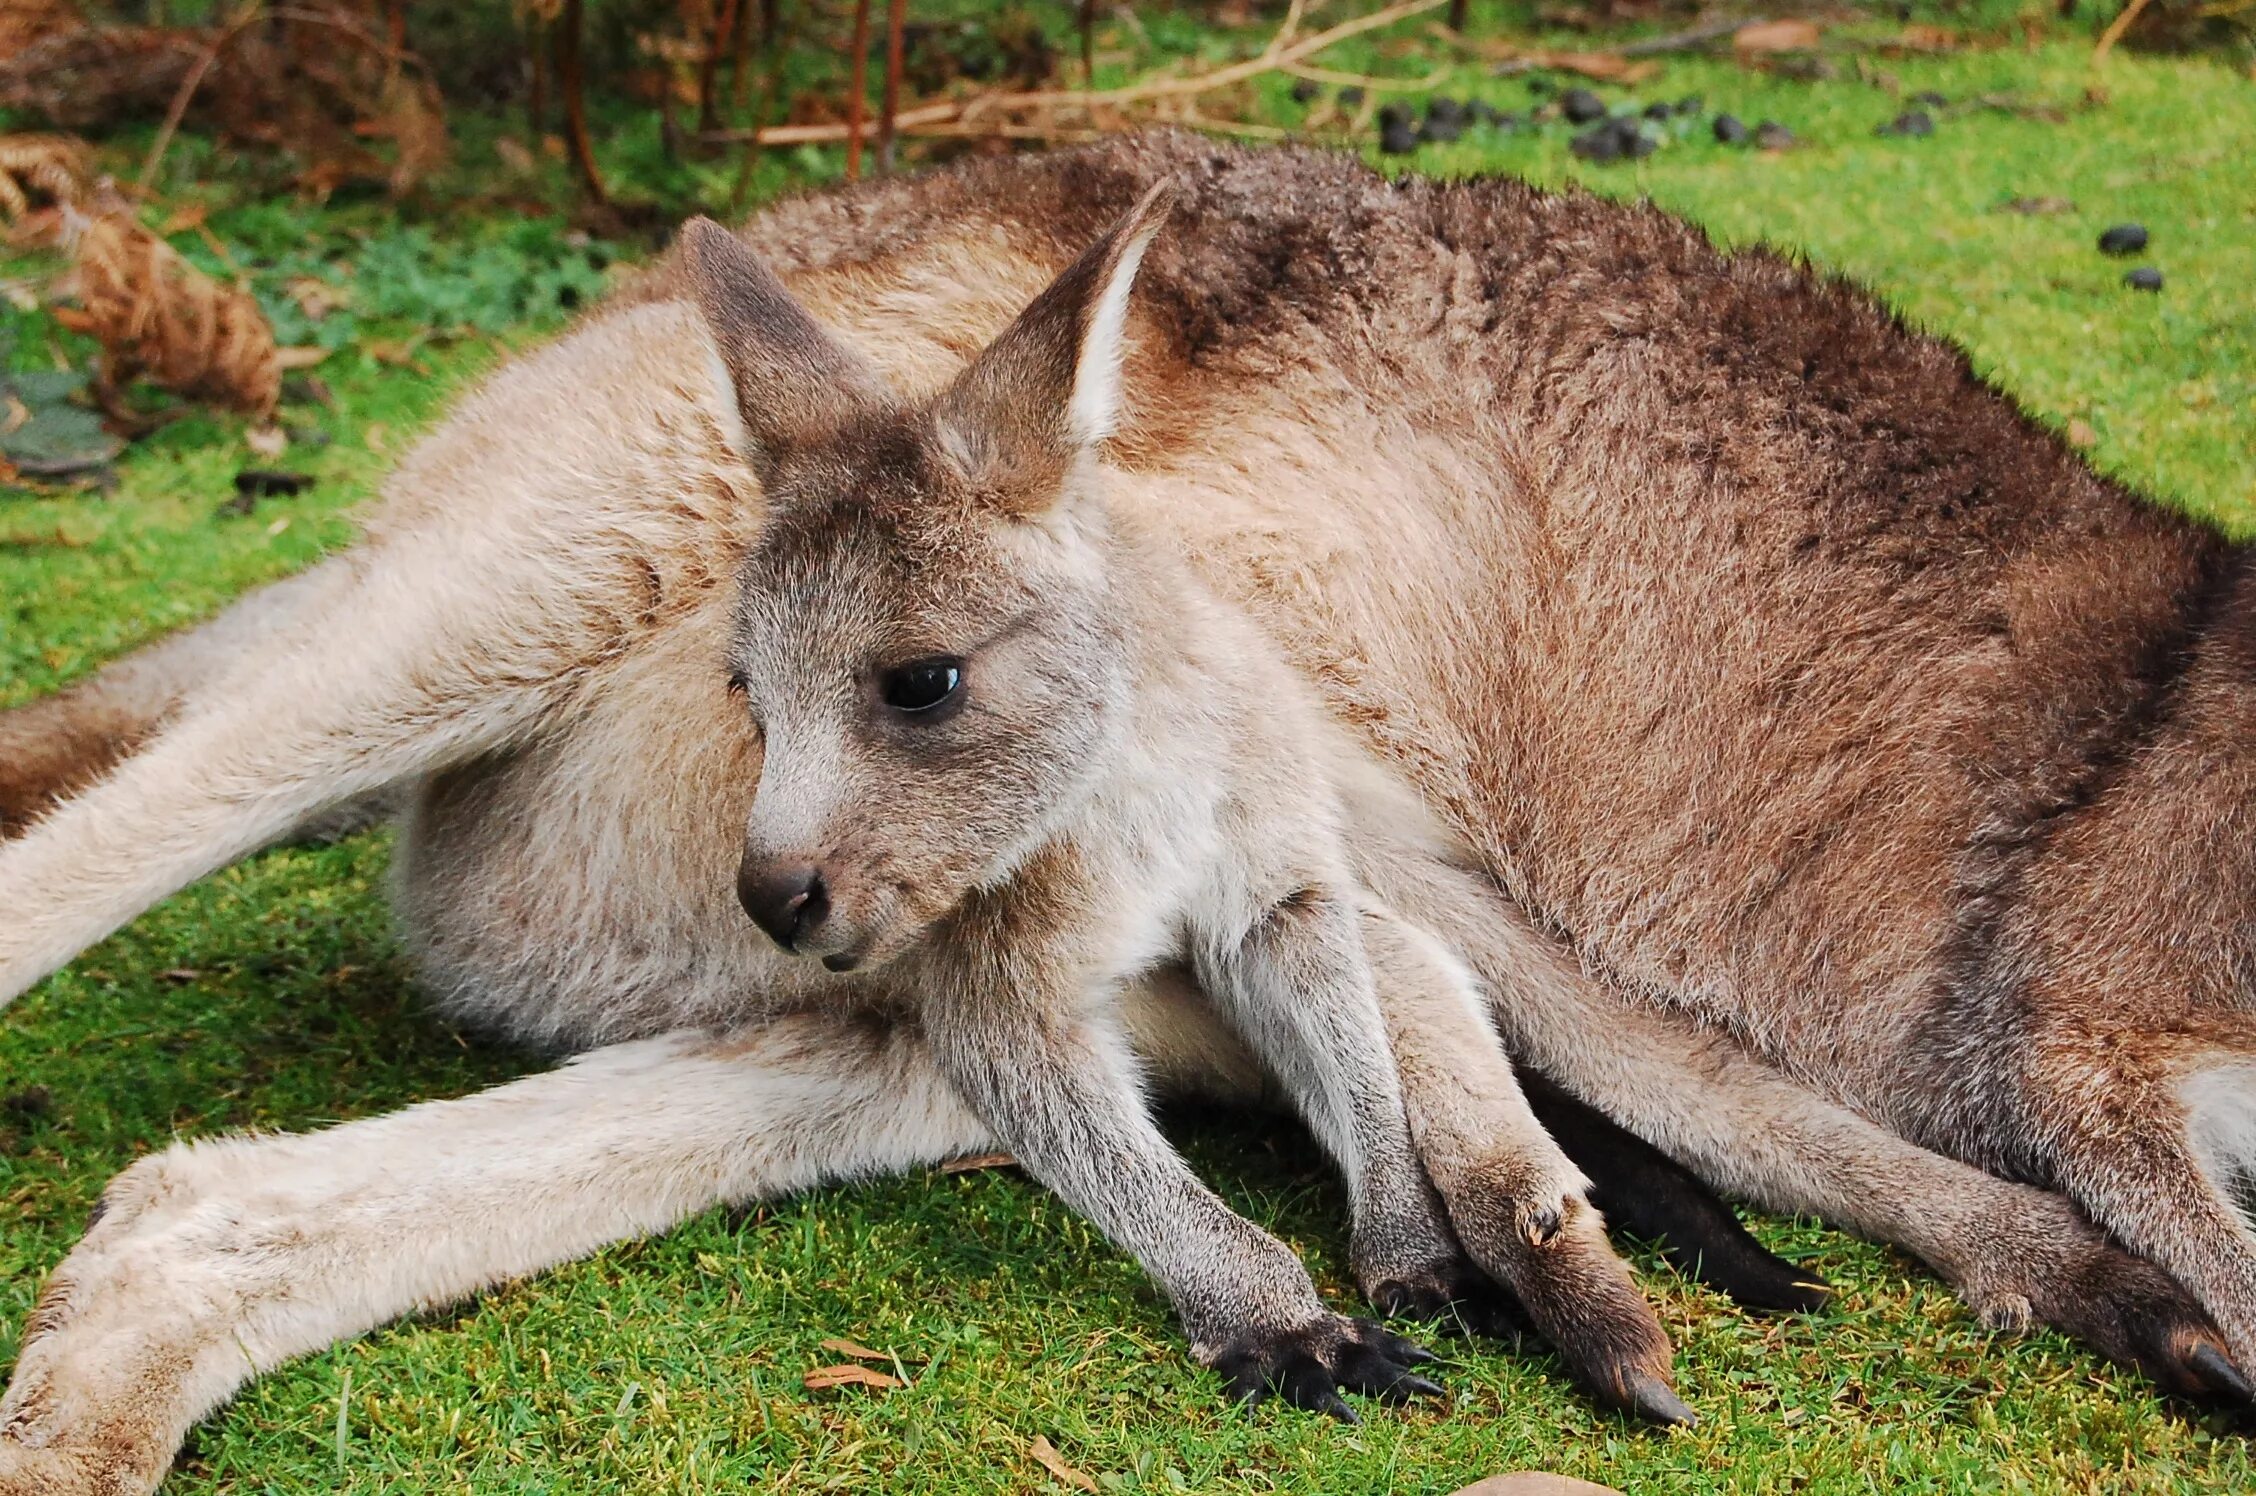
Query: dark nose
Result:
<box><xmin>736</xmin><ymin>858</ymin><xmax>831</xmax><ymax>952</ymax></box>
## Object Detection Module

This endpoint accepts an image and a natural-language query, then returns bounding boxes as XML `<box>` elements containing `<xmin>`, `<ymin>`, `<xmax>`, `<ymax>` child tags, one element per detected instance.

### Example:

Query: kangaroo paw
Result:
<box><xmin>1204</xmin><ymin>1314</ymin><xmax>1444</xmax><ymax>1420</ymax></box>
<box><xmin>1367</xmin><ymin>1252</ymin><xmax>1535</xmax><ymax>1344</ymax></box>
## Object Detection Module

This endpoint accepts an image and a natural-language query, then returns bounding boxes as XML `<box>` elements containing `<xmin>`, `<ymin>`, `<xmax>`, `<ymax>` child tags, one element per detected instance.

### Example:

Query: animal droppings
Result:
<box><xmin>2124</xmin><ymin>266</ymin><xmax>2163</xmax><ymax>291</ymax></box>
<box><xmin>1644</xmin><ymin>101</ymin><xmax>1673</xmax><ymax>120</ymax></box>
<box><xmin>1380</xmin><ymin>117</ymin><xmax>1421</xmax><ymax>154</ymax></box>
<box><xmin>1754</xmin><ymin>120</ymin><xmax>1797</xmax><ymax>150</ymax></box>
<box><xmin>1561</xmin><ymin>88</ymin><xmax>1608</xmax><ymax>123</ymax></box>
<box><xmin>1337</xmin><ymin>85</ymin><xmax>1366</xmax><ymax>106</ymax></box>
<box><xmin>1911</xmin><ymin>90</ymin><xmax>1948</xmax><ymax>106</ymax></box>
<box><xmin>2098</xmin><ymin>222</ymin><xmax>2149</xmax><ymax>256</ymax></box>
<box><xmin>1713</xmin><ymin>114</ymin><xmax>1749</xmax><ymax>144</ymax></box>
<box><xmin>1878</xmin><ymin>110</ymin><xmax>1935</xmax><ymax>137</ymax></box>
<box><xmin>1289</xmin><ymin>78</ymin><xmax>1320</xmax><ymax>104</ymax></box>
<box><xmin>1572</xmin><ymin>118</ymin><xmax>1656</xmax><ymax>163</ymax></box>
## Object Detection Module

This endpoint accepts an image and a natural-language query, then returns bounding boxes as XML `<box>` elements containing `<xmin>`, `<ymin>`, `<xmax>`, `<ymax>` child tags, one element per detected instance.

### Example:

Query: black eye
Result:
<box><xmin>881</xmin><ymin>658</ymin><xmax>964</xmax><ymax>714</ymax></box>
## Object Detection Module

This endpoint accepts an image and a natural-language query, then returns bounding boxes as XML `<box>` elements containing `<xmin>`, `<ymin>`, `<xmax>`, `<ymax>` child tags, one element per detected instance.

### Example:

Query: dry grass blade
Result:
<box><xmin>62</xmin><ymin>205</ymin><xmax>280</xmax><ymax>417</ymax></box>
<box><xmin>1029</xmin><ymin>1436</ymin><xmax>1099</xmax><ymax>1492</ymax></box>
<box><xmin>802</xmin><ymin>1363</ymin><xmax>902</xmax><ymax>1392</ymax></box>
<box><xmin>818</xmin><ymin>1337</ymin><xmax>890</xmax><ymax>1361</ymax></box>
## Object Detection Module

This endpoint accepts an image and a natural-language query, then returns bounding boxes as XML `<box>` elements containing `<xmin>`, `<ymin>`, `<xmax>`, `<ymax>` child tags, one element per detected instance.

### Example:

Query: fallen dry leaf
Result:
<box><xmin>1892</xmin><ymin>23</ymin><xmax>1965</xmax><ymax>52</ymax></box>
<box><xmin>2067</xmin><ymin>419</ymin><xmax>2098</xmax><ymax>449</ymax></box>
<box><xmin>1029</xmin><ymin>1436</ymin><xmax>1098</xmax><ymax>1492</ymax></box>
<box><xmin>802</xmin><ymin>1363</ymin><xmax>902</xmax><ymax>1392</ymax></box>
<box><xmin>819</xmin><ymin>1337</ymin><xmax>891</xmax><ymax>1362</ymax></box>
<box><xmin>941</xmin><ymin>1151</ymin><xmax>1021</xmax><ymax>1174</ymax></box>
<box><xmin>1734</xmin><ymin>18</ymin><xmax>1822</xmax><ymax>54</ymax></box>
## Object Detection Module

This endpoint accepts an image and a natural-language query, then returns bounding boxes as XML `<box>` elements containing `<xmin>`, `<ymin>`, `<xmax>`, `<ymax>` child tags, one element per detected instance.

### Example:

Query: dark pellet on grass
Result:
<box><xmin>1380</xmin><ymin>118</ymin><xmax>1421</xmax><ymax>154</ymax></box>
<box><xmin>1644</xmin><ymin>101</ymin><xmax>1673</xmax><ymax>120</ymax></box>
<box><xmin>2099</xmin><ymin>223</ymin><xmax>2149</xmax><ymax>255</ymax></box>
<box><xmin>2125</xmin><ymin>266</ymin><xmax>2163</xmax><ymax>291</ymax></box>
<box><xmin>1338</xmin><ymin>86</ymin><xmax>1365</xmax><ymax>106</ymax></box>
<box><xmin>1878</xmin><ymin>110</ymin><xmax>1934</xmax><ymax>137</ymax></box>
<box><xmin>1290</xmin><ymin>78</ymin><xmax>1320</xmax><ymax>104</ymax></box>
<box><xmin>1674</xmin><ymin>94</ymin><xmax>1704</xmax><ymax>116</ymax></box>
<box><xmin>1713</xmin><ymin>113</ymin><xmax>1749</xmax><ymax>144</ymax></box>
<box><xmin>1422</xmin><ymin>117</ymin><xmax>1463</xmax><ymax>143</ymax></box>
<box><xmin>1571</xmin><ymin>124</ymin><xmax>1624</xmax><ymax>163</ymax></box>
<box><xmin>233</xmin><ymin>469</ymin><xmax>315</xmax><ymax>499</ymax></box>
<box><xmin>1561</xmin><ymin>87</ymin><xmax>1607</xmax><ymax>123</ymax></box>
<box><xmin>1573</xmin><ymin>118</ymin><xmax>1655</xmax><ymax>163</ymax></box>
<box><xmin>1755</xmin><ymin>120</ymin><xmax>1797</xmax><ymax>150</ymax></box>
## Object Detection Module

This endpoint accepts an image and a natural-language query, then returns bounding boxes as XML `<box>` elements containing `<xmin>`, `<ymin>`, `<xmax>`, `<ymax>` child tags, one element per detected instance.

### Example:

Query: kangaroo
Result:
<box><xmin>675</xmin><ymin>192</ymin><xmax>1677</xmax><ymax>1420</ymax></box>
<box><xmin>0</xmin><ymin>132</ymin><xmax>2245</xmax><ymax>1493</ymax></box>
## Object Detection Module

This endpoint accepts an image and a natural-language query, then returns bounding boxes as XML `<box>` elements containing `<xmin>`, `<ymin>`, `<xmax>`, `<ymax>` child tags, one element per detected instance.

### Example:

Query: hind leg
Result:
<box><xmin>1360</xmin><ymin>844</ymin><xmax>2250</xmax><ymax>1401</ymax></box>
<box><xmin>0</xmin><ymin>1015</ymin><xmax>992</xmax><ymax>1496</ymax></box>
<box><xmin>2018</xmin><ymin>1012</ymin><xmax>2256</xmax><ymax>1378</ymax></box>
<box><xmin>1362</xmin><ymin>905</ymin><xmax>1687</xmax><ymax>1424</ymax></box>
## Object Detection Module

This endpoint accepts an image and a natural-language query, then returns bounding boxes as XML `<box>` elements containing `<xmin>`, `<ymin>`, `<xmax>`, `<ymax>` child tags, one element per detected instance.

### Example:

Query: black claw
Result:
<box><xmin>1389</xmin><ymin>1373</ymin><xmax>1446</xmax><ymax>1402</ymax></box>
<box><xmin>2189</xmin><ymin>1342</ymin><xmax>2254</xmax><ymax>1404</ymax></box>
<box><xmin>1620</xmin><ymin>1371</ymin><xmax>1697</xmax><ymax>1428</ymax></box>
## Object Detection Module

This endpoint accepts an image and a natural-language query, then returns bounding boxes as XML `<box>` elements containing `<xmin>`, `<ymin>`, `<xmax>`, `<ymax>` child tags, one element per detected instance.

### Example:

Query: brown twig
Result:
<box><xmin>844</xmin><ymin>0</ymin><xmax>872</xmax><ymax>179</ymax></box>
<box><xmin>1282</xmin><ymin>61</ymin><xmax>1448</xmax><ymax>90</ymax></box>
<box><xmin>556</xmin><ymin>0</ymin><xmax>606</xmax><ymax>204</ymax></box>
<box><xmin>877</xmin><ymin>0</ymin><xmax>907</xmax><ymax>173</ymax></box>
<box><xmin>2092</xmin><ymin>0</ymin><xmax>2154</xmax><ymax>58</ymax></box>
<box><xmin>960</xmin><ymin>0</ymin><xmax>1446</xmax><ymax>120</ymax></box>
<box><xmin>136</xmin><ymin>0</ymin><xmax>265</xmax><ymax>193</ymax></box>
<box><xmin>702</xmin><ymin>99</ymin><xmax>958</xmax><ymax>145</ymax></box>
<box><xmin>701</xmin><ymin>0</ymin><xmax>739</xmax><ymax>132</ymax></box>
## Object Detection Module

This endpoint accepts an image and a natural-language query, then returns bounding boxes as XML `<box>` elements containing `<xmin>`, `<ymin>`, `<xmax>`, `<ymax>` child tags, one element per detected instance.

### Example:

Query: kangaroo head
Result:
<box><xmin>684</xmin><ymin>184</ymin><xmax>1174</xmax><ymax>973</ymax></box>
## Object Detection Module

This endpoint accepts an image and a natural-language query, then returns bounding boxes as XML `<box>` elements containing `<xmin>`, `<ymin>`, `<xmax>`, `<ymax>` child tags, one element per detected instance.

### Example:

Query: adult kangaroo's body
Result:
<box><xmin>1</xmin><ymin>133</ymin><xmax>2248</xmax><ymax>1491</ymax></box>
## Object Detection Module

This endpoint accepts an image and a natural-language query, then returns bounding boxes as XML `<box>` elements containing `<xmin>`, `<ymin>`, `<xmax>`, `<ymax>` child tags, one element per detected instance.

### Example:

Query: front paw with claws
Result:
<box><xmin>1202</xmin><ymin>1314</ymin><xmax>1444</xmax><ymax>1421</ymax></box>
<box><xmin>1367</xmin><ymin>1251</ymin><xmax>1533</xmax><ymax>1344</ymax></box>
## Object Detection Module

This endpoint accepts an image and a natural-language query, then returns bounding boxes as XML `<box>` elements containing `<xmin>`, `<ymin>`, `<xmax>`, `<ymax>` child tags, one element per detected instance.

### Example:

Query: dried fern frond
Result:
<box><xmin>0</xmin><ymin>134</ymin><xmax>90</xmax><ymax>222</ymax></box>
<box><xmin>58</xmin><ymin>205</ymin><xmax>279</xmax><ymax>418</ymax></box>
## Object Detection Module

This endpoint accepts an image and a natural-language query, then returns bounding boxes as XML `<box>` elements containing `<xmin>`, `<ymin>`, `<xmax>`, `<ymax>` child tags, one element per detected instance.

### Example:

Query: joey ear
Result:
<box><xmin>678</xmin><ymin>217</ymin><xmax>894</xmax><ymax>476</ymax></box>
<box><xmin>931</xmin><ymin>181</ymin><xmax>1176</xmax><ymax>512</ymax></box>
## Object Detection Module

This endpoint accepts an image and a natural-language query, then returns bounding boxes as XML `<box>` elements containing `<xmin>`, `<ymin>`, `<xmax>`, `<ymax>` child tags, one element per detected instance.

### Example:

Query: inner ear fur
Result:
<box><xmin>678</xmin><ymin>217</ymin><xmax>895</xmax><ymax>476</ymax></box>
<box><xmin>931</xmin><ymin>181</ymin><xmax>1176</xmax><ymax>515</ymax></box>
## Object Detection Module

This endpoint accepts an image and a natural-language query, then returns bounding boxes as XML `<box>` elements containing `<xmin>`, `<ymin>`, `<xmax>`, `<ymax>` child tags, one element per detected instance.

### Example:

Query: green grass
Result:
<box><xmin>5</xmin><ymin>4</ymin><xmax>2256</xmax><ymax>1491</ymax></box>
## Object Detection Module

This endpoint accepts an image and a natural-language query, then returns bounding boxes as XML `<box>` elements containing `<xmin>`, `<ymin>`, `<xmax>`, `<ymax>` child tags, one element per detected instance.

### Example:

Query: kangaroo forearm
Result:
<box><xmin>924</xmin><ymin>1010</ymin><xmax>1325</xmax><ymax>1344</ymax></box>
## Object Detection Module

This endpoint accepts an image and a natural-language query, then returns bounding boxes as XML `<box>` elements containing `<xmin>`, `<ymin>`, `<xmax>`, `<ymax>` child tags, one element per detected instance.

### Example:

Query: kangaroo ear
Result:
<box><xmin>931</xmin><ymin>181</ymin><xmax>1175</xmax><ymax>513</ymax></box>
<box><xmin>678</xmin><ymin>217</ymin><xmax>893</xmax><ymax>477</ymax></box>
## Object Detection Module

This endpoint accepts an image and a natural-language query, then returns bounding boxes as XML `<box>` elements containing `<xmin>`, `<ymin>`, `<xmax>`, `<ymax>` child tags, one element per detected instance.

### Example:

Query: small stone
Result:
<box><xmin>1289</xmin><ymin>78</ymin><xmax>1321</xmax><ymax>104</ymax></box>
<box><xmin>1561</xmin><ymin>87</ymin><xmax>1607</xmax><ymax>123</ymax></box>
<box><xmin>1754</xmin><ymin>119</ymin><xmax>1797</xmax><ymax>150</ymax></box>
<box><xmin>2098</xmin><ymin>222</ymin><xmax>2149</xmax><ymax>256</ymax></box>
<box><xmin>1450</xmin><ymin>1477</ymin><xmax>1625</xmax><ymax>1496</ymax></box>
<box><xmin>1713</xmin><ymin>113</ymin><xmax>1749</xmax><ymax>144</ymax></box>
<box><xmin>1878</xmin><ymin>109</ymin><xmax>1934</xmax><ymax>137</ymax></box>
<box><xmin>1338</xmin><ymin>85</ymin><xmax>1366</xmax><ymax>106</ymax></box>
<box><xmin>2124</xmin><ymin>266</ymin><xmax>2163</xmax><ymax>291</ymax></box>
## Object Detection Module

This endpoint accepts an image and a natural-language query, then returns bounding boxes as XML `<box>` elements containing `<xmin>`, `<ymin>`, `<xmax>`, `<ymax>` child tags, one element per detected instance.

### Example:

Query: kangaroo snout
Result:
<box><xmin>737</xmin><ymin>856</ymin><xmax>832</xmax><ymax>955</ymax></box>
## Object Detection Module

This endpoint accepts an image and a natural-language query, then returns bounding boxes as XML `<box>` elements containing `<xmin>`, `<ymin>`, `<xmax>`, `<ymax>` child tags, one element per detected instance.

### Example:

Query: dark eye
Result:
<box><xmin>880</xmin><ymin>658</ymin><xmax>964</xmax><ymax>714</ymax></box>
